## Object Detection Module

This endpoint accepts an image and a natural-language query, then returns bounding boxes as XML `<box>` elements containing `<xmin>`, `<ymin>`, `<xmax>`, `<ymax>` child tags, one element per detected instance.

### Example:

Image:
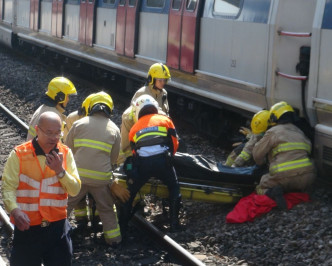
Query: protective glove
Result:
<box><xmin>232</xmin><ymin>142</ymin><xmax>242</xmax><ymax>147</ymax></box>
<box><xmin>110</xmin><ymin>178</ymin><xmax>130</xmax><ymax>203</ymax></box>
<box><xmin>239</xmin><ymin>127</ymin><xmax>252</xmax><ymax>140</ymax></box>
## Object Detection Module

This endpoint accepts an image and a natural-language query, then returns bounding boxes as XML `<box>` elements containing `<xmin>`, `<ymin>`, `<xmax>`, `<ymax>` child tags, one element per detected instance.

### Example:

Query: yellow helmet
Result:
<box><xmin>45</xmin><ymin>77</ymin><xmax>77</xmax><ymax>104</ymax></box>
<box><xmin>88</xmin><ymin>91</ymin><xmax>114</xmax><ymax>114</ymax></box>
<box><xmin>147</xmin><ymin>63</ymin><xmax>171</xmax><ymax>85</ymax></box>
<box><xmin>80</xmin><ymin>93</ymin><xmax>96</xmax><ymax>116</ymax></box>
<box><xmin>269</xmin><ymin>101</ymin><xmax>294</xmax><ymax>125</ymax></box>
<box><xmin>251</xmin><ymin>110</ymin><xmax>270</xmax><ymax>134</ymax></box>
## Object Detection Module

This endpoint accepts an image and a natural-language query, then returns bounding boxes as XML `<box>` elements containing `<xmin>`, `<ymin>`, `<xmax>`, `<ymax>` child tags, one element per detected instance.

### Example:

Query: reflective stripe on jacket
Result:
<box><xmin>272</xmin><ymin>142</ymin><xmax>311</xmax><ymax>157</ymax></box>
<box><xmin>253</xmin><ymin>123</ymin><xmax>314</xmax><ymax>176</ymax></box>
<box><xmin>270</xmin><ymin>158</ymin><xmax>313</xmax><ymax>175</ymax></box>
<box><xmin>11</xmin><ymin>141</ymin><xmax>69</xmax><ymax>225</ymax></box>
<box><xmin>129</xmin><ymin>114</ymin><xmax>178</xmax><ymax>154</ymax></box>
<box><xmin>64</xmin><ymin>114</ymin><xmax>121</xmax><ymax>184</ymax></box>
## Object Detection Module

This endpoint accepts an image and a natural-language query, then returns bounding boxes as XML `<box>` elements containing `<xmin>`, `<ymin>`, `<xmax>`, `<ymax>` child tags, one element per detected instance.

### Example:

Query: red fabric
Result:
<box><xmin>226</xmin><ymin>192</ymin><xmax>310</xmax><ymax>223</ymax></box>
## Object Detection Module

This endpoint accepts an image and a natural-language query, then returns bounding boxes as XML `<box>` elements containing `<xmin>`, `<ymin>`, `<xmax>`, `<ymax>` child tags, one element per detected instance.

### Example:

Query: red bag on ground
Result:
<box><xmin>226</xmin><ymin>192</ymin><xmax>310</xmax><ymax>223</ymax></box>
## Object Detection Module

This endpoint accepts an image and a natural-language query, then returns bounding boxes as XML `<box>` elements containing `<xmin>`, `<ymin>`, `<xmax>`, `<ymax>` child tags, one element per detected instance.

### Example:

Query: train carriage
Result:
<box><xmin>0</xmin><ymin>0</ymin><xmax>332</xmax><ymax>182</ymax></box>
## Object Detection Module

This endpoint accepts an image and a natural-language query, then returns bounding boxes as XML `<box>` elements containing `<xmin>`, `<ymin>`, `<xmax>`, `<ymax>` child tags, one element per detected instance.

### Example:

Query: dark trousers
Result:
<box><xmin>120</xmin><ymin>153</ymin><xmax>181</xmax><ymax>234</ymax></box>
<box><xmin>128</xmin><ymin>152</ymin><xmax>180</xmax><ymax>203</ymax></box>
<box><xmin>10</xmin><ymin>219</ymin><xmax>72</xmax><ymax>266</ymax></box>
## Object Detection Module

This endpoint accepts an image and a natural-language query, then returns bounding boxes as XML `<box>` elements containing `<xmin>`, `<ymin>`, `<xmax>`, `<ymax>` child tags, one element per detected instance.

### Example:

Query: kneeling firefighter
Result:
<box><xmin>253</xmin><ymin>101</ymin><xmax>316</xmax><ymax>209</ymax></box>
<box><xmin>119</xmin><ymin>95</ymin><xmax>182</xmax><ymax>237</ymax></box>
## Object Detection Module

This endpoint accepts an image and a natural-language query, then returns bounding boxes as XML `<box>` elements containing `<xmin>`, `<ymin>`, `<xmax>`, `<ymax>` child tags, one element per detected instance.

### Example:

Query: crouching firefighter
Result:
<box><xmin>119</xmin><ymin>95</ymin><xmax>182</xmax><ymax>237</ymax></box>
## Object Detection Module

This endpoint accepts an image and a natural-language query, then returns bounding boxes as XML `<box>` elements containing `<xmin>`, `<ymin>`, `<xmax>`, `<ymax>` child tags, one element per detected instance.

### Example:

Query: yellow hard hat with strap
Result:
<box><xmin>251</xmin><ymin>110</ymin><xmax>270</xmax><ymax>134</ymax></box>
<box><xmin>88</xmin><ymin>91</ymin><xmax>114</xmax><ymax>114</ymax></box>
<box><xmin>269</xmin><ymin>101</ymin><xmax>294</xmax><ymax>126</ymax></box>
<box><xmin>147</xmin><ymin>63</ymin><xmax>171</xmax><ymax>85</ymax></box>
<box><xmin>45</xmin><ymin>77</ymin><xmax>77</xmax><ymax>104</ymax></box>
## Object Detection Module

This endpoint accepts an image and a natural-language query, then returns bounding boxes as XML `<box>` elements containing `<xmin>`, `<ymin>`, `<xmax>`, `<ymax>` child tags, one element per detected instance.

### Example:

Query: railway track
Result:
<box><xmin>0</xmin><ymin>102</ymin><xmax>205</xmax><ymax>265</ymax></box>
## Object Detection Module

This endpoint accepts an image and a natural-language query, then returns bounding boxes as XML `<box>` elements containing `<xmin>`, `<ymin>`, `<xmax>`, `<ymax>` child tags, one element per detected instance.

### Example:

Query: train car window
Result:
<box><xmin>322</xmin><ymin>0</ymin><xmax>332</xmax><ymax>29</ymax></box>
<box><xmin>172</xmin><ymin>0</ymin><xmax>181</xmax><ymax>10</ymax></box>
<box><xmin>88</xmin><ymin>0</ymin><xmax>93</xmax><ymax>2</ymax></box>
<box><xmin>186</xmin><ymin>0</ymin><xmax>196</xmax><ymax>11</ymax></box>
<box><xmin>213</xmin><ymin>0</ymin><xmax>243</xmax><ymax>18</ymax></box>
<box><xmin>129</xmin><ymin>0</ymin><xmax>136</xmax><ymax>6</ymax></box>
<box><xmin>147</xmin><ymin>0</ymin><xmax>165</xmax><ymax>8</ymax></box>
<box><xmin>66</xmin><ymin>0</ymin><xmax>80</xmax><ymax>4</ymax></box>
<box><xmin>103</xmin><ymin>0</ymin><xmax>116</xmax><ymax>4</ymax></box>
<box><xmin>119</xmin><ymin>0</ymin><xmax>125</xmax><ymax>5</ymax></box>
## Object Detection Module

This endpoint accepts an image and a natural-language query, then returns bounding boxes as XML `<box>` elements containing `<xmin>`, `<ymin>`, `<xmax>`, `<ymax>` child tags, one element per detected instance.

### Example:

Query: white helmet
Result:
<box><xmin>133</xmin><ymin>95</ymin><xmax>159</xmax><ymax>122</ymax></box>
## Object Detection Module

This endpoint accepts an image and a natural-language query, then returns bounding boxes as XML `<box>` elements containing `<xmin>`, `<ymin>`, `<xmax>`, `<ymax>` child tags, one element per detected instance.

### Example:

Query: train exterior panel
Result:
<box><xmin>40</xmin><ymin>0</ymin><xmax>52</xmax><ymax>34</ymax></box>
<box><xmin>17</xmin><ymin>0</ymin><xmax>30</xmax><ymax>28</ymax></box>
<box><xmin>94</xmin><ymin>0</ymin><xmax>118</xmax><ymax>50</ymax></box>
<box><xmin>1</xmin><ymin>0</ymin><xmax>332</xmax><ymax>182</ymax></box>
<box><xmin>138</xmin><ymin>12</ymin><xmax>168</xmax><ymax>62</ymax></box>
<box><xmin>3</xmin><ymin>0</ymin><xmax>13</xmax><ymax>24</ymax></box>
<box><xmin>63</xmin><ymin>0</ymin><xmax>80</xmax><ymax>40</ymax></box>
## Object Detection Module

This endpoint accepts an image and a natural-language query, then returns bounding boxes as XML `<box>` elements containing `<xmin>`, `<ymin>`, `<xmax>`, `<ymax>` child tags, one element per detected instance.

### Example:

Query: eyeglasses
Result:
<box><xmin>38</xmin><ymin>127</ymin><xmax>63</xmax><ymax>139</ymax></box>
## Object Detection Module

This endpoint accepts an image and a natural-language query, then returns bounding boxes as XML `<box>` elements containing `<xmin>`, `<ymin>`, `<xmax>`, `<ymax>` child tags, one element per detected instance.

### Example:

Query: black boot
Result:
<box><xmin>265</xmin><ymin>185</ymin><xmax>287</xmax><ymax>210</ymax></box>
<box><xmin>118</xmin><ymin>203</ymin><xmax>132</xmax><ymax>242</ymax></box>
<box><xmin>169</xmin><ymin>197</ymin><xmax>182</xmax><ymax>232</ymax></box>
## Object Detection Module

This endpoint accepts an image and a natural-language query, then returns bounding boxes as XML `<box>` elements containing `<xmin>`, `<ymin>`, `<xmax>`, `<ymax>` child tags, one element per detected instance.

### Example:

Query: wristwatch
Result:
<box><xmin>57</xmin><ymin>170</ymin><xmax>66</xmax><ymax>178</ymax></box>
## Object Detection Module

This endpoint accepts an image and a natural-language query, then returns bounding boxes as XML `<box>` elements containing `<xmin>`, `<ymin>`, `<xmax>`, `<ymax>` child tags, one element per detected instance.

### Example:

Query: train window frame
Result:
<box><xmin>119</xmin><ymin>0</ymin><xmax>125</xmax><ymax>6</ymax></box>
<box><xmin>102</xmin><ymin>0</ymin><xmax>116</xmax><ymax>5</ymax></box>
<box><xmin>171</xmin><ymin>0</ymin><xmax>181</xmax><ymax>10</ymax></box>
<box><xmin>213</xmin><ymin>0</ymin><xmax>244</xmax><ymax>19</ymax></box>
<box><xmin>146</xmin><ymin>0</ymin><xmax>166</xmax><ymax>8</ymax></box>
<box><xmin>128</xmin><ymin>0</ymin><xmax>136</xmax><ymax>6</ymax></box>
<box><xmin>65</xmin><ymin>0</ymin><xmax>80</xmax><ymax>4</ymax></box>
<box><xmin>186</xmin><ymin>0</ymin><xmax>197</xmax><ymax>12</ymax></box>
<box><xmin>97</xmin><ymin>0</ymin><xmax>117</xmax><ymax>8</ymax></box>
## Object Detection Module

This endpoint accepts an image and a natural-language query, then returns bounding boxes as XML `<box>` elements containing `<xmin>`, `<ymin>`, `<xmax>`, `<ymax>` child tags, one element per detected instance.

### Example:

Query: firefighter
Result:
<box><xmin>63</xmin><ymin>92</ymin><xmax>96</xmax><ymax>141</ymax></box>
<box><xmin>117</xmin><ymin>63</ymin><xmax>171</xmax><ymax>165</ymax></box>
<box><xmin>225</xmin><ymin>110</ymin><xmax>270</xmax><ymax>167</ymax></box>
<box><xmin>27</xmin><ymin>77</ymin><xmax>77</xmax><ymax>141</ymax></box>
<box><xmin>65</xmin><ymin>92</ymin><xmax>130</xmax><ymax>246</ymax></box>
<box><xmin>119</xmin><ymin>95</ymin><xmax>182</xmax><ymax>238</ymax></box>
<box><xmin>131</xmin><ymin>62</ymin><xmax>171</xmax><ymax>115</ymax></box>
<box><xmin>253</xmin><ymin>101</ymin><xmax>316</xmax><ymax>209</ymax></box>
<box><xmin>63</xmin><ymin>93</ymin><xmax>100</xmax><ymax>231</ymax></box>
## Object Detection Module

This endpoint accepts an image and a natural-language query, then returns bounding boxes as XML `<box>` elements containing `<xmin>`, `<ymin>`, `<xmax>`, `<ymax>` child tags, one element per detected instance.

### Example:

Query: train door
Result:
<box><xmin>51</xmin><ymin>0</ymin><xmax>64</xmax><ymax>37</ymax></box>
<box><xmin>79</xmin><ymin>0</ymin><xmax>96</xmax><ymax>46</ymax></box>
<box><xmin>30</xmin><ymin>0</ymin><xmax>39</xmax><ymax>30</ymax></box>
<box><xmin>115</xmin><ymin>0</ymin><xmax>139</xmax><ymax>57</ymax></box>
<box><xmin>268</xmin><ymin>1</ymin><xmax>316</xmax><ymax>114</ymax></box>
<box><xmin>167</xmin><ymin>0</ymin><xmax>202</xmax><ymax>73</ymax></box>
<box><xmin>167</xmin><ymin>0</ymin><xmax>184</xmax><ymax>69</ymax></box>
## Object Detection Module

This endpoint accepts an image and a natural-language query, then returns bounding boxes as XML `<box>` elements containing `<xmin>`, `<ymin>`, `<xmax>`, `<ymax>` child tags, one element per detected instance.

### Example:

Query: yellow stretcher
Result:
<box><xmin>114</xmin><ymin>173</ymin><xmax>243</xmax><ymax>204</ymax></box>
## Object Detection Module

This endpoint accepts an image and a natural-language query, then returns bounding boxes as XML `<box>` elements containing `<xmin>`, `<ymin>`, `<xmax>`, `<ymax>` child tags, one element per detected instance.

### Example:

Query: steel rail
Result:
<box><xmin>0</xmin><ymin>102</ymin><xmax>206</xmax><ymax>265</ymax></box>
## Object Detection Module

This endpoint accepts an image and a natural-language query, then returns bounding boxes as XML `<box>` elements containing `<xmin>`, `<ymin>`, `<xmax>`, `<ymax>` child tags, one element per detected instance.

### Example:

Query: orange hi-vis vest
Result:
<box><xmin>10</xmin><ymin>141</ymin><xmax>69</xmax><ymax>226</ymax></box>
<box><xmin>129</xmin><ymin>114</ymin><xmax>179</xmax><ymax>154</ymax></box>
